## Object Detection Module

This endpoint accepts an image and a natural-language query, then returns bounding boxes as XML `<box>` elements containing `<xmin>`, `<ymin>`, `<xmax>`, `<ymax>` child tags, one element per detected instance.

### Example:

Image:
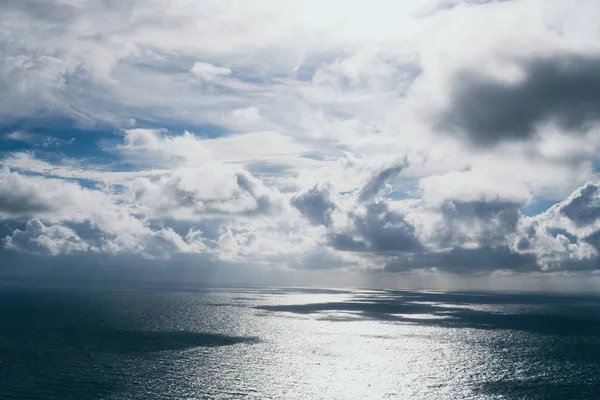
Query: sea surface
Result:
<box><xmin>1</xmin><ymin>285</ymin><xmax>600</xmax><ymax>399</ymax></box>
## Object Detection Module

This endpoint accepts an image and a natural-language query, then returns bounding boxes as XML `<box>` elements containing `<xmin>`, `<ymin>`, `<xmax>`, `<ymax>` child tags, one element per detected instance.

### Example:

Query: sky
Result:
<box><xmin>2</xmin><ymin>0</ymin><xmax>600</xmax><ymax>290</ymax></box>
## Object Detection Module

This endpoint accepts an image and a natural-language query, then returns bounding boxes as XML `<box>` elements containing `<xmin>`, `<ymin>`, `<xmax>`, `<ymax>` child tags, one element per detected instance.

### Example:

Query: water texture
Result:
<box><xmin>1</xmin><ymin>286</ymin><xmax>599</xmax><ymax>399</ymax></box>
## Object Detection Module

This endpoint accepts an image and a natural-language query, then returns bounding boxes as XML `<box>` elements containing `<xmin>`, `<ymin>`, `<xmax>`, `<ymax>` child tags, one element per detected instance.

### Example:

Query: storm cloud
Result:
<box><xmin>441</xmin><ymin>54</ymin><xmax>600</xmax><ymax>146</ymax></box>
<box><xmin>385</xmin><ymin>246</ymin><xmax>538</xmax><ymax>274</ymax></box>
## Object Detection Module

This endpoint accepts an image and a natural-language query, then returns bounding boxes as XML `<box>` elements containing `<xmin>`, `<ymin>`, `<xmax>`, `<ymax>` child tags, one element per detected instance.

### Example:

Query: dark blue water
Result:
<box><xmin>1</xmin><ymin>285</ymin><xmax>600</xmax><ymax>399</ymax></box>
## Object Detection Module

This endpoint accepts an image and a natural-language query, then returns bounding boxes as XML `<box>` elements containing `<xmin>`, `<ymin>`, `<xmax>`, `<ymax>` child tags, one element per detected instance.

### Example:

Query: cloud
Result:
<box><xmin>4</xmin><ymin>131</ymin><xmax>37</xmax><ymax>143</ymax></box>
<box><xmin>3</xmin><ymin>0</ymin><xmax>600</xmax><ymax>287</ymax></box>
<box><xmin>385</xmin><ymin>246</ymin><xmax>538</xmax><ymax>274</ymax></box>
<box><xmin>511</xmin><ymin>182</ymin><xmax>600</xmax><ymax>271</ymax></box>
<box><xmin>556</xmin><ymin>183</ymin><xmax>600</xmax><ymax>226</ymax></box>
<box><xmin>0</xmin><ymin>167</ymin><xmax>148</xmax><ymax>236</ymax></box>
<box><xmin>118</xmin><ymin>129</ymin><xmax>213</xmax><ymax>167</ymax></box>
<box><xmin>439</xmin><ymin>54</ymin><xmax>600</xmax><ymax>146</ymax></box>
<box><xmin>330</xmin><ymin>202</ymin><xmax>423</xmax><ymax>253</ymax></box>
<box><xmin>0</xmin><ymin>167</ymin><xmax>94</xmax><ymax>218</ymax></box>
<box><xmin>292</xmin><ymin>164</ymin><xmax>424</xmax><ymax>255</ymax></box>
<box><xmin>0</xmin><ymin>168</ymin><xmax>212</xmax><ymax>258</ymax></box>
<box><xmin>226</xmin><ymin>106</ymin><xmax>262</xmax><ymax>123</ymax></box>
<box><xmin>291</xmin><ymin>183</ymin><xmax>337</xmax><ymax>226</ymax></box>
<box><xmin>235</xmin><ymin>170</ymin><xmax>286</xmax><ymax>216</ymax></box>
<box><xmin>118</xmin><ymin>128</ymin><xmax>312</xmax><ymax>180</ymax></box>
<box><xmin>4</xmin><ymin>219</ymin><xmax>89</xmax><ymax>255</ymax></box>
<box><xmin>129</xmin><ymin>167</ymin><xmax>286</xmax><ymax>219</ymax></box>
<box><xmin>358</xmin><ymin>161</ymin><xmax>406</xmax><ymax>203</ymax></box>
<box><xmin>190</xmin><ymin>62</ymin><xmax>232</xmax><ymax>80</ymax></box>
<box><xmin>5</xmin><ymin>151</ymin><xmax>600</xmax><ymax>276</ymax></box>
<box><xmin>284</xmin><ymin>247</ymin><xmax>360</xmax><ymax>270</ymax></box>
<box><xmin>432</xmin><ymin>200</ymin><xmax>522</xmax><ymax>248</ymax></box>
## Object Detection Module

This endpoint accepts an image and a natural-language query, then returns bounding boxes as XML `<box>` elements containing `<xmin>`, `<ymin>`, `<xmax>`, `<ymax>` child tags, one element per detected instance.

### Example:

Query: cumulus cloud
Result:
<box><xmin>330</xmin><ymin>202</ymin><xmax>423</xmax><ymax>253</ymax></box>
<box><xmin>4</xmin><ymin>219</ymin><xmax>89</xmax><ymax>255</ymax></box>
<box><xmin>129</xmin><ymin>167</ymin><xmax>286</xmax><ymax>219</ymax></box>
<box><xmin>556</xmin><ymin>183</ymin><xmax>600</xmax><ymax>226</ymax></box>
<box><xmin>510</xmin><ymin>182</ymin><xmax>600</xmax><ymax>271</ymax></box>
<box><xmin>292</xmin><ymin>164</ymin><xmax>423</xmax><ymax>255</ymax></box>
<box><xmin>0</xmin><ymin>168</ymin><xmax>212</xmax><ymax>258</ymax></box>
<box><xmin>429</xmin><ymin>200</ymin><xmax>522</xmax><ymax>248</ymax></box>
<box><xmin>0</xmin><ymin>167</ymin><xmax>100</xmax><ymax>218</ymax></box>
<box><xmin>291</xmin><ymin>183</ymin><xmax>337</xmax><ymax>226</ymax></box>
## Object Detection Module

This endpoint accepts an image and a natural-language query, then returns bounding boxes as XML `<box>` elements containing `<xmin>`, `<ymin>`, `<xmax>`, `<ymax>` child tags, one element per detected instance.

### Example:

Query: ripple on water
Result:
<box><xmin>0</xmin><ymin>287</ymin><xmax>599</xmax><ymax>399</ymax></box>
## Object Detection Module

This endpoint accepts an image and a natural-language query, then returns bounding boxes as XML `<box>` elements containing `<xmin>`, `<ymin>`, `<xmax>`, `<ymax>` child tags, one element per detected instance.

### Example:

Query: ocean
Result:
<box><xmin>1</xmin><ymin>285</ymin><xmax>599</xmax><ymax>399</ymax></box>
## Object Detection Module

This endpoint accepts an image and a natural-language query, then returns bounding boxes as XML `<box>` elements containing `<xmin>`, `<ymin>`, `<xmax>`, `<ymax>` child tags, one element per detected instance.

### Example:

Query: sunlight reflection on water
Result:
<box><xmin>1</xmin><ymin>287</ymin><xmax>600</xmax><ymax>399</ymax></box>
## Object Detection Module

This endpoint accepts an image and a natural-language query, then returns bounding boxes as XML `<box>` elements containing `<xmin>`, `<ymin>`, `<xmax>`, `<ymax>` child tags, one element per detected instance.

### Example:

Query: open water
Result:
<box><xmin>1</xmin><ymin>285</ymin><xmax>600</xmax><ymax>399</ymax></box>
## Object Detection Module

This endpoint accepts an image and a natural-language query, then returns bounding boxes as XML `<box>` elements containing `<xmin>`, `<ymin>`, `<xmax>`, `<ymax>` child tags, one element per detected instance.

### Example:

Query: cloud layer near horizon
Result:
<box><xmin>2</xmin><ymin>0</ymin><xmax>600</xmax><ymax>287</ymax></box>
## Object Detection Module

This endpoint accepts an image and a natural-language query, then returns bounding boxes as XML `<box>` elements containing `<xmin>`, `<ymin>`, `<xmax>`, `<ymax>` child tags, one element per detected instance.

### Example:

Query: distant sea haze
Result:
<box><xmin>1</xmin><ymin>285</ymin><xmax>599</xmax><ymax>399</ymax></box>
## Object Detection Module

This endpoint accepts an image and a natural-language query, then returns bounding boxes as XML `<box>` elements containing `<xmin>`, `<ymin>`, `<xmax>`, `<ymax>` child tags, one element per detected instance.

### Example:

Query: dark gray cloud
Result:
<box><xmin>291</xmin><ymin>162</ymin><xmax>421</xmax><ymax>254</ymax></box>
<box><xmin>435</xmin><ymin>200</ymin><xmax>521</xmax><ymax>247</ymax></box>
<box><xmin>354</xmin><ymin>203</ymin><xmax>422</xmax><ymax>252</ymax></box>
<box><xmin>583</xmin><ymin>231</ymin><xmax>600</xmax><ymax>254</ymax></box>
<box><xmin>515</xmin><ymin>236</ymin><xmax>530</xmax><ymax>251</ymax></box>
<box><xmin>542</xmin><ymin>256</ymin><xmax>600</xmax><ymax>272</ymax></box>
<box><xmin>557</xmin><ymin>183</ymin><xmax>600</xmax><ymax>226</ymax></box>
<box><xmin>329</xmin><ymin>203</ymin><xmax>422</xmax><ymax>253</ymax></box>
<box><xmin>385</xmin><ymin>246</ymin><xmax>538</xmax><ymax>274</ymax></box>
<box><xmin>546</xmin><ymin>227</ymin><xmax>578</xmax><ymax>244</ymax></box>
<box><xmin>358</xmin><ymin>162</ymin><xmax>406</xmax><ymax>203</ymax></box>
<box><xmin>0</xmin><ymin>0</ymin><xmax>81</xmax><ymax>23</ymax></box>
<box><xmin>441</xmin><ymin>200</ymin><xmax>520</xmax><ymax>221</ymax></box>
<box><xmin>291</xmin><ymin>183</ymin><xmax>337</xmax><ymax>226</ymax></box>
<box><xmin>441</xmin><ymin>54</ymin><xmax>600</xmax><ymax>146</ymax></box>
<box><xmin>328</xmin><ymin>233</ymin><xmax>368</xmax><ymax>252</ymax></box>
<box><xmin>0</xmin><ymin>189</ymin><xmax>56</xmax><ymax>216</ymax></box>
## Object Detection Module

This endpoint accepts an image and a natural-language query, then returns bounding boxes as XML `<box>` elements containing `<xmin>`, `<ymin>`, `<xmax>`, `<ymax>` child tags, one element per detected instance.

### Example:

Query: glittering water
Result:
<box><xmin>1</xmin><ymin>286</ymin><xmax>600</xmax><ymax>399</ymax></box>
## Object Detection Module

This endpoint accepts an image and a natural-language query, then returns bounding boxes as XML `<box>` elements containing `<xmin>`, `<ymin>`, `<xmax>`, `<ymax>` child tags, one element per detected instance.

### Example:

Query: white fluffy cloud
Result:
<box><xmin>129</xmin><ymin>167</ymin><xmax>286</xmax><ymax>219</ymax></box>
<box><xmin>4</xmin><ymin>219</ymin><xmax>89</xmax><ymax>256</ymax></box>
<box><xmin>190</xmin><ymin>62</ymin><xmax>231</xmax><ymax>81</ymax></box>
<box><xmin>513</xmin><ymin>183</ymin><xmax>600</xmax><ymax>271</ymax></box>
